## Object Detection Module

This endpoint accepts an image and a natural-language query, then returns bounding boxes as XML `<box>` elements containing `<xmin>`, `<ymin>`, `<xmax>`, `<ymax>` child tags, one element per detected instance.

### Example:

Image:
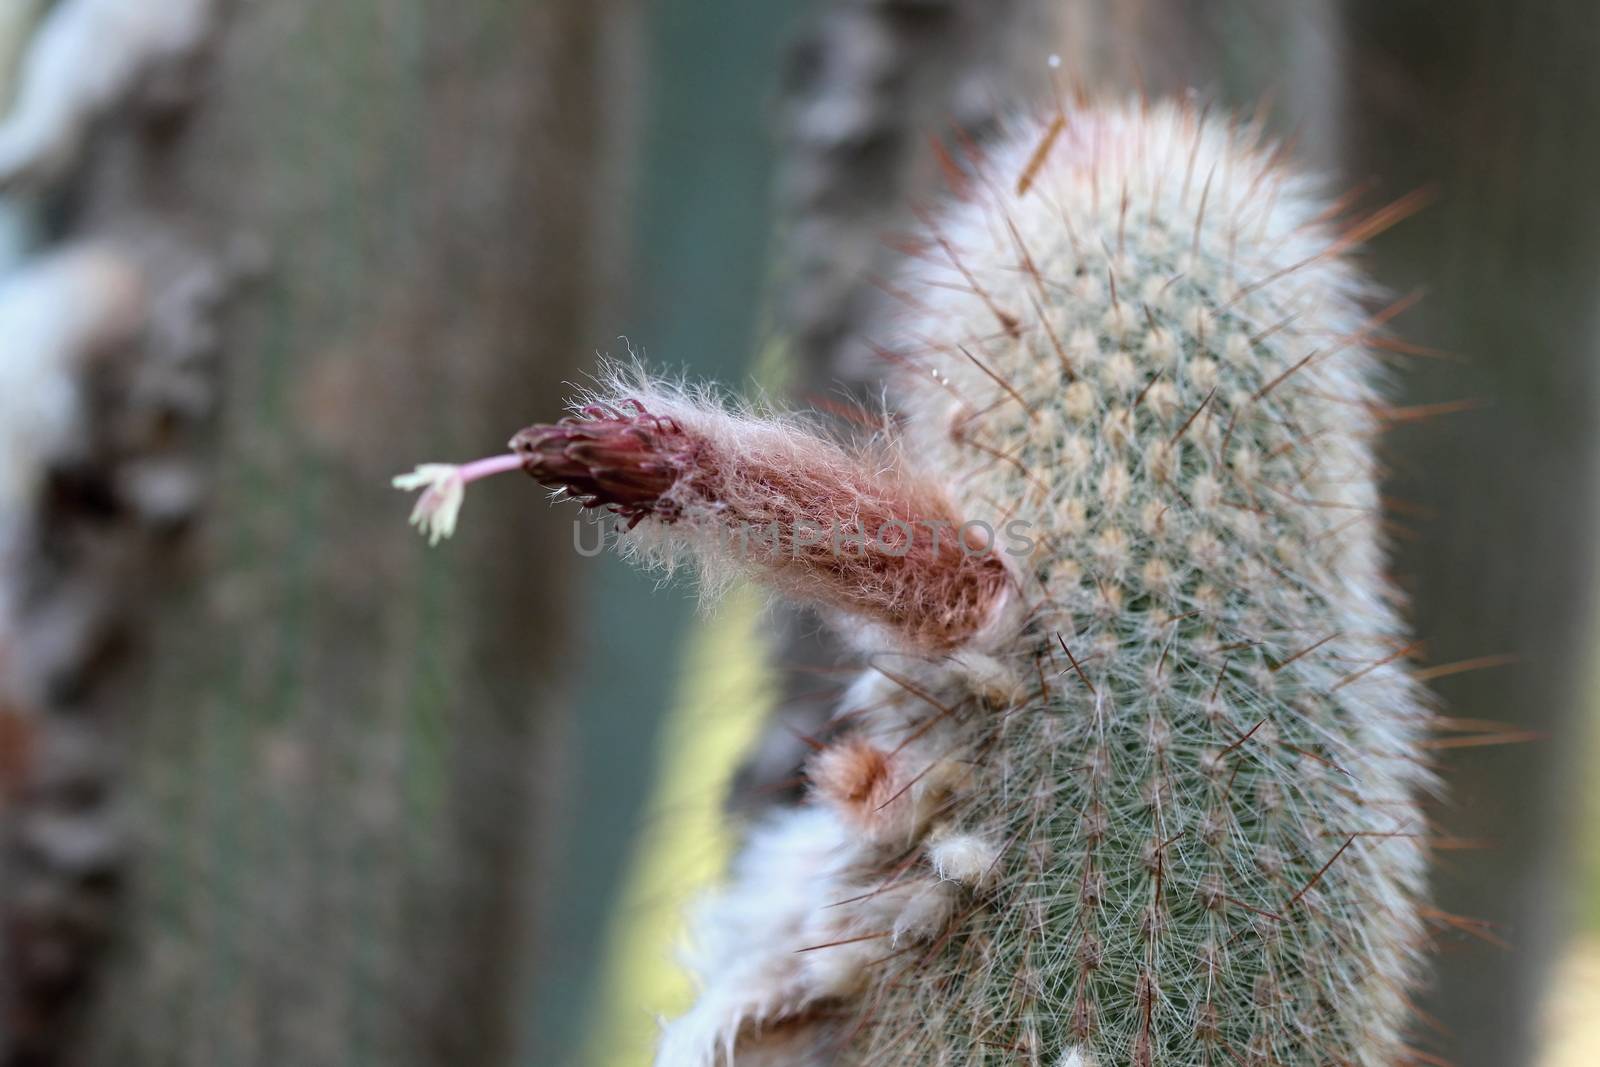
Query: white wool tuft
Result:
<box><xmin>656</xmin><ymin>808</ymin><xmax>859</xmax><ymax>1067</ymax></box>
<box><xmin>926</xmin><ymin>829</ymin><xmax>1001</xmax><ymax>889</ymax></box>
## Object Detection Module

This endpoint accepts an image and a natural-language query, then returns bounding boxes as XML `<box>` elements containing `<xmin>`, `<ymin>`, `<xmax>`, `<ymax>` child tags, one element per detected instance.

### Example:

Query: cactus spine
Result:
<box><xmin>398</xmin><ymin>98</ymin><xmax>1432</xmax><ymax>1066</ymax></box>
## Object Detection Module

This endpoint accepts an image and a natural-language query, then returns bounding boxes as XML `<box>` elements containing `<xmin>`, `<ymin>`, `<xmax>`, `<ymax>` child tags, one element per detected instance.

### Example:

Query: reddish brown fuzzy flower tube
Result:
<box><xmin>511</xmin><ymin>398</ymin><xmax>1010</xmax><ymax>651</ymax></box>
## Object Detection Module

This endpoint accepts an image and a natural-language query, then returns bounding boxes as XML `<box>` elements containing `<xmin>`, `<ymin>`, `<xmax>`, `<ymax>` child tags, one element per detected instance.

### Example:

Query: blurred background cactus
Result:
<box><xmin>0</xmin><ymin>1</ymin><xmax>1592</xmax><ymax>1066</ymax></box>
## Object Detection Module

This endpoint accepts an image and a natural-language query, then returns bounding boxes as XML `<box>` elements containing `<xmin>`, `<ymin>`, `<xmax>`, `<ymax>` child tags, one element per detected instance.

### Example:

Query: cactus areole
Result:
<box><xmin>396</xmin><ymin>101</ymin><xmax>1432</xmax><ymax>1067</ymax></box>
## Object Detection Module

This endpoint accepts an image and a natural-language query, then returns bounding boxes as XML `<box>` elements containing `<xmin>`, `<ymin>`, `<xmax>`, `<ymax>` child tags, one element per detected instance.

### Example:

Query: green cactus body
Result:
<box><xmin>830</xmin><ymin>102</ymin><xmax>1431</xmax><ymax>1065</ymax></box>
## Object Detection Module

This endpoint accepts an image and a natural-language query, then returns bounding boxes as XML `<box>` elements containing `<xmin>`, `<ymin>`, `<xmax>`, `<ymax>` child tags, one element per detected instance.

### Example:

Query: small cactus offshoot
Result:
<box><xmin>395</xmin><ymin>99</ymin><xmax>1434</xmax><ymax>1066</ymax></box>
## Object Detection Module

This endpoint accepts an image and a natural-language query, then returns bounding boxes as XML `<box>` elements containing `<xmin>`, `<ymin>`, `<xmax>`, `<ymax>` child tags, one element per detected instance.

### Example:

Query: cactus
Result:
<box><xmin>396</xmin><ymin>99</ymin><xmax>1431</xmax><ymax>1066</ymax></box>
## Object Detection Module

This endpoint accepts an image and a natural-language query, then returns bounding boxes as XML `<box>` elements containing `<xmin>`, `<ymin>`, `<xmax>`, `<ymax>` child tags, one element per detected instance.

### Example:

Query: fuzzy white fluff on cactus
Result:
<box><xmin>396</xmin><ymin>98</ymin><xmax>1433</xmax><ymax>1066</ymax></box>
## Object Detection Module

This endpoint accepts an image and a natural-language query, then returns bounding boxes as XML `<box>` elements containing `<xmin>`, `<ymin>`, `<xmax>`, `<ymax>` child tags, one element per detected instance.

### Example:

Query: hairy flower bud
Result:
<box><xmin>511</xmin><ymin>394</ymin><xmax>1013</xmax><ymax>650</ymax></box>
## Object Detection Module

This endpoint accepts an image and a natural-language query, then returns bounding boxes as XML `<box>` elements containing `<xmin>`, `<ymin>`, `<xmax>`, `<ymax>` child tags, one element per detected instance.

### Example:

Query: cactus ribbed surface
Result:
<box><xmin>822</xmin><ymin>100</ymin><xmax>1430</xmax><ymax>1066</ymax></box>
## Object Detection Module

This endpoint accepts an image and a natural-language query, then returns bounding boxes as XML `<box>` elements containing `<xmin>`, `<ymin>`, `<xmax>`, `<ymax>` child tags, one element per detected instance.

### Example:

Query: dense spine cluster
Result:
<box><xmin>398</xmin><ymin>98</ymin><xmax>1434</xmax><ymax>1066</ymax></box>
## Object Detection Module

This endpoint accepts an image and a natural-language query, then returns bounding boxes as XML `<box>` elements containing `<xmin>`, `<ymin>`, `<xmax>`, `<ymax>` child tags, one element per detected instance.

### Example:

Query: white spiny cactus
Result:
<box><xmin>397</xmin><ymin>98</ymin><xmax>1433</xmax><ymax>1066</ymax></box>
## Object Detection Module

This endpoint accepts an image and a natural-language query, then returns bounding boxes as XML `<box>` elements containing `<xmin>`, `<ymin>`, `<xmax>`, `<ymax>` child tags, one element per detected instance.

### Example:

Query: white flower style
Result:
<box><xmin>392</xmin><ymin>464</ymin><xmax>466</xmax><ymax>546</ymax></box>
<box><xmin>392</xmin><ymin>452</ymin><xmax>526</xmax><ymax>546</ymax></box>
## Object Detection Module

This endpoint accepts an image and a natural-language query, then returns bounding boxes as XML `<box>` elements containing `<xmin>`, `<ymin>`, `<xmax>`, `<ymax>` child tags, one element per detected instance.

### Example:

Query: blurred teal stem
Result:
<box><xmin>518</xmin><ymin>2</ymin><xmax>804</xmax><ymax>1064</ymax></box>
